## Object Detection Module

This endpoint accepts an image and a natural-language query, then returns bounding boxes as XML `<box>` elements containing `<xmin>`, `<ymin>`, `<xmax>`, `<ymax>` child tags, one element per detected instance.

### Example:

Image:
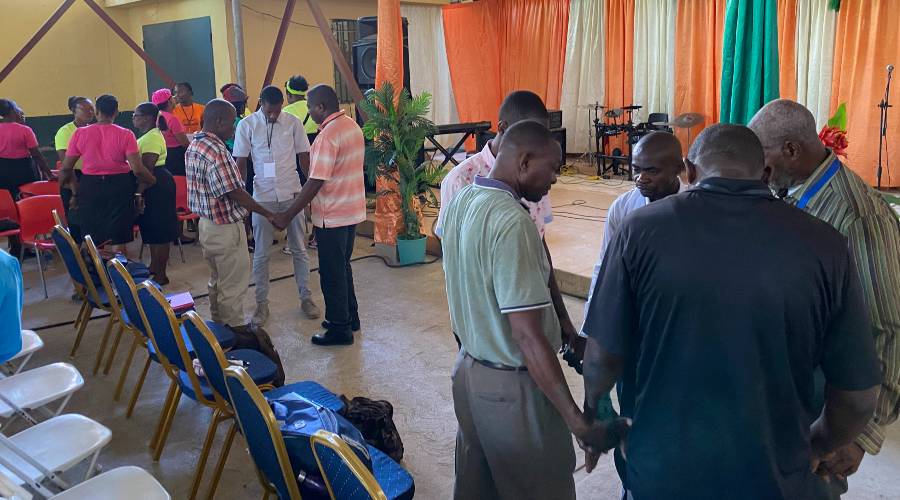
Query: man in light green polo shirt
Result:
<box><xmin>442</xmin><ymin>120</ymin><xmax>628</xmax><ymax>499</ymax></box>
<box><xmin>283</xmin><ymin>75</ymin><xmax>319</xmax><ymax>142</ymax></box>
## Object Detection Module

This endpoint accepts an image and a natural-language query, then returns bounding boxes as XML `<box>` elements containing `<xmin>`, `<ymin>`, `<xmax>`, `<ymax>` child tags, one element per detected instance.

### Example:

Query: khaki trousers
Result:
<box><xmin>198</xmin><ymin>218</ymin><xmax>250</xmax><ymax>327</ymax></box>
<box><xmin>452</xmin><ymin>351</ymin><xmax>576</xmax><ymax>500</ymax></box>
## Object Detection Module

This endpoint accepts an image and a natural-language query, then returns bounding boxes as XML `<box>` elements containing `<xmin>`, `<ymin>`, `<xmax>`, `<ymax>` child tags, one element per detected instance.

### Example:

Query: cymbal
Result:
<box><xmin>668</xmin><ymin>112</ymin><xmax>704</xmax><ymax>129</ymax></box>
<box><xmin>649</xmin><ymin>121</ymin><xmax>671</xmax><ymax>127</ymax></box>
<box><xmin>621</xmin><ymin>105</ymin><xmax>643</xmax><ymax>111</ymax></box>
<box><xmin>605</xmin><ymin>109</ymin><xmax>624</xmax><ymax>118</ymax></box>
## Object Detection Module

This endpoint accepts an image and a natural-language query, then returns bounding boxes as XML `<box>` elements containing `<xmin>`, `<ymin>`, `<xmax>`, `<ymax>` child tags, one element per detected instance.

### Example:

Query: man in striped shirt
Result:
<box><xmin>274</xmin><ymin>85</ymin><xmax>366</xmax><ymax>346</ymax></box>
<box><xmin>750</xmin><ymin>99</ymin><xmax>900</xmax><ymax>494</ymax></box>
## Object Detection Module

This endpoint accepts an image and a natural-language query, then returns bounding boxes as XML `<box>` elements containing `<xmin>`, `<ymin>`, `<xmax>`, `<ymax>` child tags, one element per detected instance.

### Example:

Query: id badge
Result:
<box><xmin>262</xmin><ymin>161</ymin><xmax>276</xmax><ymax>178</ymax></box>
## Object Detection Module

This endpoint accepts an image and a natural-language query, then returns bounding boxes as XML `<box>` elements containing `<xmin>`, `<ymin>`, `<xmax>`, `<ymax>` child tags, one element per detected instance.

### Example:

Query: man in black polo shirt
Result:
<box><xmin>580</xmin><ymin>124</ymin><xmax>881</xmax><ymax>499</ymax></box>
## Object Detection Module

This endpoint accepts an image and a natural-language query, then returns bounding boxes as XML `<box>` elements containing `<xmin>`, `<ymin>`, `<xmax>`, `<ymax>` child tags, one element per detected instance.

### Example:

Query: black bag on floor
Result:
<box><xmin>340</xmin><ymin>396</ymin><xmax>404</xmax><ymax>462</ymax></box>
<box><xmin>231</xmin><ymin>325</ymin><xmax>286</xmax><ymax>387</ymax></box>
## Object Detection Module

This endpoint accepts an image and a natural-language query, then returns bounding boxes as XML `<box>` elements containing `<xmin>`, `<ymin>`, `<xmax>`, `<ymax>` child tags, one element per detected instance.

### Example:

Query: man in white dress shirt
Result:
<box><xmin>583</xmin><ymin>131</ymin><xmax>684</xmax><ymax>332</ymax></box>
<box><xmin>233</xmin><ymin>85</ymin><xmax>320</xmax><ymax>326</ymax></box>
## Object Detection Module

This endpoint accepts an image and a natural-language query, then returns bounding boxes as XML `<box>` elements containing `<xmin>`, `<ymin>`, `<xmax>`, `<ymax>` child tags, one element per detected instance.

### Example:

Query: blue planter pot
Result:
<box><xmin>396</xmin><ymin>235</ymin><xmax>427</xmax><ymax>265</ymax></box>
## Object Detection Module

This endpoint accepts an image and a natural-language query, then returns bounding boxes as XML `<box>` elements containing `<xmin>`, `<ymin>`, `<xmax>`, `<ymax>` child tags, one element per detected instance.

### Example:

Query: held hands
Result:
<box><xmin>271</xmin><ymin>211</ymin><xmax>293</xmax><ymax>231</ymax></box>
<box><xmin>814</xmin><ymin>442</ymin><xmax>866</xmax><ymax>483</ymax></box>
<box><xmin>573</xmin><ymin>413</ymin><xmax>631</xmax><ymax>473</ymax></box>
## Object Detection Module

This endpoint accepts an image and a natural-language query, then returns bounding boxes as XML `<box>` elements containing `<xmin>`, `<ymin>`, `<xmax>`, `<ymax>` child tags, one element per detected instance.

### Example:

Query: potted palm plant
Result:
<box><xmin>360</xmin><ymin>83</ymin><xmax>441</xmax><ymax>265</ymax></box>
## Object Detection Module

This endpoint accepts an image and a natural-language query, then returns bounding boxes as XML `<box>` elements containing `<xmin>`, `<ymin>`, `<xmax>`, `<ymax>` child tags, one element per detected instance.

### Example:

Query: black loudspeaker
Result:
<box><xmin>352</xmin><ymin>16</ymin><xmax>410</xmax><ymax>91</ymax></box>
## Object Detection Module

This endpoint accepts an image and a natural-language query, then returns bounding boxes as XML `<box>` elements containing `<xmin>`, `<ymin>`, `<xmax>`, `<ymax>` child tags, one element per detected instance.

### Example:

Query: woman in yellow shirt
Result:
<box><xmin>54</xmin><ymin>96</ymin><xmax>94</xmax><ymax>242</ymax></box>
<box><xmin>132</xmin><ymin>102</ymin><xmax>177</xmax><ymax>285</ymax></box>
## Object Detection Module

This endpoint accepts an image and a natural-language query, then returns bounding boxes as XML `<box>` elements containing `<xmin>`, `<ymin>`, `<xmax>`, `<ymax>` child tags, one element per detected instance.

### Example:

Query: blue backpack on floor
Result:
<box><xmin>272</xmin><ymin>392</ymin><xmax>373</xmax><ymax>480</ymax></box>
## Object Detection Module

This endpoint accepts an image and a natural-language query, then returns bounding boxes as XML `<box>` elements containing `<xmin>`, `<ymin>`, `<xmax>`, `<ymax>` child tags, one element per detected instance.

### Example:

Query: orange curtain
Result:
<box><xmin>495</xmin><ymin>0</ymin><xmax>570</xmax><ymax>109</ymax></box>
<box><xmin>374</xmin><ymin>0</ymin><xmax>404</xmax><ymax>245</ymax></box>
<box><xmin>777</xmin><ymin>0</ymin><xmax>798</xmax><ymax>100</ymax></box>
<box><xmin>443</xmin><ymin>0</ymin><xmax>569</xmax><ymax>133</ymax></box>
<box><xmin>604</xmin><ymin>0</ymin><xmax>634</xmax><ymax>155</ymax></box>
<box><xmin>442</xmin><ymin>2</ymin><xmax>503</xmax><ymax>129</ymax></box>
<box><xmin>831</xmin><ymin>0</ymin><xmax>900</xmax><ymax>187</ymax></box>
<box><xmin>674</xmin><ymin>0</ymin><xmax>727</xmax><ymax>154</ymax></box>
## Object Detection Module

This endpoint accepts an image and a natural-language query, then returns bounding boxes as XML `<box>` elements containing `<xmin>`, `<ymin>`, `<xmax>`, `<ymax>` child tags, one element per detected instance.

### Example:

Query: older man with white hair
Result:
<box><xmin>749</xmin><ymin>99</ymin><xmax>900</xmax><ymax>496</ymax></box>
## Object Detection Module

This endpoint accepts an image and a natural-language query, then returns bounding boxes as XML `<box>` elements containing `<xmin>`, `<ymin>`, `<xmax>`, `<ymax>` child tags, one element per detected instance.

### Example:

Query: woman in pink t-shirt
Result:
<box><xmin>151</xmin><ymin>88</ymin><xmax>190</xmax><ymax>176</ymax></box>
<box><xmin>0</xmin><ymin>99</ymin><xmax>53</xmax><ymax>197</ymax></box>
<box><xmin>60</xmin><ymin>95</ymin><xmax>155</xmax><ymax>253</ymax></box>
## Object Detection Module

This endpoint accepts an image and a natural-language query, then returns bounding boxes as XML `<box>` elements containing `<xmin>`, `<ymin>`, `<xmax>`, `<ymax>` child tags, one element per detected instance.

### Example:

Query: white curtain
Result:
<box><xmin>400</xmin><ymin>4</ymin><xmax>460</xmax><ymax>148</ymax></box>
<box><xmin>796</xmin><ymin>0</ymin><xmax>837</xmax><ymax>128</ymax></box>
<box><xmin>632</xmin><ymin>0</ymin><xmax>677</xmax><ymax>124</ymax></box>
<box><xmin>560</xmin><ymin>0</ymin><xmax>605</xmax><ymax>153</ymax></box>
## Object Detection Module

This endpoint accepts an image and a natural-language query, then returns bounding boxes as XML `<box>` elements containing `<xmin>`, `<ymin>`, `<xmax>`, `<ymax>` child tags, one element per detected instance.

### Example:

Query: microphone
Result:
<box><xmin>889</xmin><ymin>64</ymin><xmax>895</xmax><ymax>77</ymax></box>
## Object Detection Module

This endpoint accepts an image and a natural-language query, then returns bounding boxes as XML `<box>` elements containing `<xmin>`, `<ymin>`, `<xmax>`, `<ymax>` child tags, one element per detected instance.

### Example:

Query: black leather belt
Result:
<box><xmin>466</xmin><ymin>352</ymin><xmax>527</xmax><ymax>372</ymax></box>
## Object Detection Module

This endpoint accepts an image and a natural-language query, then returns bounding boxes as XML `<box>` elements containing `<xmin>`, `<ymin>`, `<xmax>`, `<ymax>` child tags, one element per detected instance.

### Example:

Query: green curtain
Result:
<box><xmin>720</xmin><ymin>0</ymin><xmax>780</xmax><ymax>124</ymax></box>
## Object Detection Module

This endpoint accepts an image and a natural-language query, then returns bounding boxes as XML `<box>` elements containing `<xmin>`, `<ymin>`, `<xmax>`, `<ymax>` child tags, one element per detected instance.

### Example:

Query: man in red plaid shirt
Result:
<box><xmin>186</xmin><ymin>99</ymin><xmax>276</xmax><ymax>331</ymax></box>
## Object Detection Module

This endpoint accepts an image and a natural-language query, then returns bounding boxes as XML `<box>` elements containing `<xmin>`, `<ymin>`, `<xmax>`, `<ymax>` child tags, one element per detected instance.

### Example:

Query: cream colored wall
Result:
<box><xmin>120</xmin><ymin>0</ymin><xmax>232</xmax><ymax>104</ymax></box>
<box><xmin>1</xmin><ymin>0</ymin><xmax>449</xmax><ymax>117</ymax></box>
<box><xmin>0</xmin><ymin>0</ymin><xmax>136</xmax><ymax>117</ymax></box>
<box><xmin>226</xmin><ymin>0</ymin><xmax>377</xmax><ymax>100</ymax></box>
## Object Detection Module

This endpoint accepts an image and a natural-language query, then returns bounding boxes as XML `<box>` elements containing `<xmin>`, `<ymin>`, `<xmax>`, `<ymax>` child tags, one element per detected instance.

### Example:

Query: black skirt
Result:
<box><xmin>78</xmin><ymin>173</ymin><xmax>137</xmax><ymax>245</ymax></box>
<box><xmin>165</xmin><ymin>146</ymin><xmax>187</xmax><ymax>176</ymax></box>
<box><xmin>138</xmin><ymin>166</ymin><xmax>178</xmax><ymax>244</ymax></box>
<box><xmin>0</xmin><ymin>157</ymin><xmax>36</xmax><ymax>198</ymax></box>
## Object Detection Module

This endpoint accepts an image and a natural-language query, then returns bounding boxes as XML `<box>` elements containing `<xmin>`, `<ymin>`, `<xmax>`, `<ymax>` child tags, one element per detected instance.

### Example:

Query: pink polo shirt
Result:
<box><xmin>66</xmin><ymin>123</ymin><xmax>139</xmax><ymax>175</ymax></box>
<box><xmin>0</xmin><ymin>122</ymin><xmax>38</xmax><ymax>159</ymax></box>
<box><xmin>308</xmin><ymin>111</ymin><xmax>367</xmax><ymax>228</ymax></box>
<box><xmin>435</xmin><ymin>141</ymin><xmax>553</xmax><ymax>237</ymax></box>
<box><xmin>159</xmin><ymin>111</ymin><xmax>186</xmax><ymax>148</ymax></box>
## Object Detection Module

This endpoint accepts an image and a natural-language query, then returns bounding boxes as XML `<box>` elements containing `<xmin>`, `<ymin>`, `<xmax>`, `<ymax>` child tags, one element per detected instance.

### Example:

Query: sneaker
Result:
<box><xmin>301</xmin><ymin>298</ymin><xmax>321</xmax><ymax>319</ymax></box>
<box><xmin>321</xmin><ymin>318</ymin><xmax>360</xmax><ymax>332</ymax></box>
<box><xmin>311</xmin><ymin>329</ymin><xmax>353</xmax><ymax>346</ymax></box>
<box><xmin>252</xmin><ymin>303</ymin><xmax>270</xmax><ymax>327</ymax></box>
<box><xmin>307</xmin><ymin>236</ymin><xmax>317</xmax><ymax>249</ymax></box>
<box><xmin>281</xmin><ymin>246</ymin><xmax>291</xmax><ymax>255</ymax></box>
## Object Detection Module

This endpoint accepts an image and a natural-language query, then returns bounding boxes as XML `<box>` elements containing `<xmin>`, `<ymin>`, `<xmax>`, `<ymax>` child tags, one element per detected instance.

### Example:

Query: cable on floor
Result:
<box><xmin>29</xmin><ymin>252</ymin><xmax>442</xmax><ymax>332</ymax></box>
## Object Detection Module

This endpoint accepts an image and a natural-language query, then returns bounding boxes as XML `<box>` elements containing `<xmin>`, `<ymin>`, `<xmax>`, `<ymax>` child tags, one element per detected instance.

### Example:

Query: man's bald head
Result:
<box><xmin>747</xmin><ymin>99</ymin><xmax>828</xmax><ymax>190</ymax></box>
<box><xmin>686</xmin><ymin>124</ymin><xmax>765</xmax><ymax>181</ymax></box>
<box><xmin>492</xmin><ymin>120</ymin><xmax>561</xmax><ymax>203</ymax></box>
<box><xmin>631</xmin><ymin>131</ymin><xmax>684</xmax><ymax>201</ymax></box>
<box><xmin>202</xmin><ymin>99</ymin><xmax>237</xmax><ymax>141</ymax></box>
<box><xmin>307</xmin><ymin>85</ymin><xmax>339</xmax><ymax>125</ymax></box>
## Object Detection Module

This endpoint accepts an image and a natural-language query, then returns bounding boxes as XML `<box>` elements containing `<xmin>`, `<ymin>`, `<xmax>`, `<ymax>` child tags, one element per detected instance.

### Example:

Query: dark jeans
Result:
<box><xmin>315</xmin><ymin>224</ymin><xmax>358</xmax><ymax>334</ymax></box>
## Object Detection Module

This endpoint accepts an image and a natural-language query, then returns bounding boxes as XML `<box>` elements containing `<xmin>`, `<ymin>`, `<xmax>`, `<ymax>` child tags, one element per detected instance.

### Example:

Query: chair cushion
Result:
<box><xmin>178</xmin><ymin>349</ymin><xmax>277</xmax><ymax>401</ymax></box>
<box><xmin>265</xmin><ymin>381</ymin><xmax>344</xmax><ymax>413</ymax></box>
<box><xmin>203</xmin><ymin>321</ymin><xmax>236</xmax><ymax>350</ymax></box>
<box><xmin>369</xmin><ymin>445</ymin><xmax>415</xmax><ymax>500</ymax></box>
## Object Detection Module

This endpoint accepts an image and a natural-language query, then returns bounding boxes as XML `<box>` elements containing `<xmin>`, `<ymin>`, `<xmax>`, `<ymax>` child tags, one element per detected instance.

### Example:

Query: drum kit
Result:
<box><xmin>578</xmin><ymin>102</ymin><xmax>703</xmax><ymax>178</ymax></box>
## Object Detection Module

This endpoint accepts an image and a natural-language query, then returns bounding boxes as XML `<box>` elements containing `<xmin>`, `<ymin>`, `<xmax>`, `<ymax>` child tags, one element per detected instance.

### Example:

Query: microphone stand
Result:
<box><xmin>877</xmin><ymin>68</ymin><xmax>893</xmax><ymax>190</ymax></box>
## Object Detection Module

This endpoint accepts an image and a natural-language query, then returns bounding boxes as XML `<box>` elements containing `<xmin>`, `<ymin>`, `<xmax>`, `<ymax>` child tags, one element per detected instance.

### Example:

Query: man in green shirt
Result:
<box><xmin>442</xmin><ymin>120</ymin><xmax>628</xmax><ymax>499</ymax></box>
<box><xmin>750</xmin><ymin>99</ymin><xmax>900</xmax><ymax>497</ymax></box>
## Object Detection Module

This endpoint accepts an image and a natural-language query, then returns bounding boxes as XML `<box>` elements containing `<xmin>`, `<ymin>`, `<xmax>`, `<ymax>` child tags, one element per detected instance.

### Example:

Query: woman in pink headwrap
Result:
<box><xmin>150</xmin><ymin>88</ymin><xmax>190</xmax><ymax>176</ymax></box>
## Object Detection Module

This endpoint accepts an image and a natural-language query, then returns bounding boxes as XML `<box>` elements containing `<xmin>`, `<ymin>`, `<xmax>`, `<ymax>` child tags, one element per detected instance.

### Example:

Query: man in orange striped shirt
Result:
<box><xmin>274</xmin><ymin>85</ymin><xmax>366</xmax><ymax>346</ymax></box>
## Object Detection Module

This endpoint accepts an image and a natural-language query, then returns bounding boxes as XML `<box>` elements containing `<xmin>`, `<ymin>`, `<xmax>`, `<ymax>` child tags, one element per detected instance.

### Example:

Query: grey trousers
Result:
<box><xmin>452</xmin><ymin>351</ymin><xmax>576</xmax><ymax>500</ymax></box>
<box><xmin>252</xmin><ymin>197</ymin><xmax>312</xmax><ymax>305</ymax></box>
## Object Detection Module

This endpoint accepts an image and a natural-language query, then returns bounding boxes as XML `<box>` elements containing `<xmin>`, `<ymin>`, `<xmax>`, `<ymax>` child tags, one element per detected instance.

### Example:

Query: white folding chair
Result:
<box><xmin>48</xmin><ymin>466</ymin><xmax>169</xmax><ymax>500</ymax></box>
<box><xmin>0</xmin><ymin>468</ymin><xmax>32</xmax><ymax>499</ymax></box>
<box><xmin>2</xmin><ymin>332</ymin><xmax>44</xmax><ymax>376</ymax></box>
<box><xmin>0</xmin><ymin>414</ymin><xmax>111</xmax><ymax>498</ymax></box>
<box><xmin>0</xmin><ymin>364</ymin><xmax>83</xmax><ymax>426</ymax></box>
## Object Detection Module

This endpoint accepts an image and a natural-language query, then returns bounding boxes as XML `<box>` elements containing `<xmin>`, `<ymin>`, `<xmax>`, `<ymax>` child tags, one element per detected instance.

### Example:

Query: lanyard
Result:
<box><xmin>266</xmin><ymin>120</ymin><xmax>275</xmax><ymax>152</ymax></box>
<box><xmin>796</xmin><ymin>159</ymin><xmax>841</xmax><ymax>209</ymax></box>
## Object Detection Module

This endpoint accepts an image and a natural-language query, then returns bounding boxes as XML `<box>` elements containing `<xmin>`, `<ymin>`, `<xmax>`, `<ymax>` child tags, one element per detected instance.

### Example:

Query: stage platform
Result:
<box><xmin>359</xmin><ymin>172</ymin><xmax>635</xmax><ymax>299</ymax></box>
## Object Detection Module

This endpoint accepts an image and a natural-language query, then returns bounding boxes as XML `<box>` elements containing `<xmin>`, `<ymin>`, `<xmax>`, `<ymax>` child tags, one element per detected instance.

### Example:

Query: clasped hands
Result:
<box><xmin>265</xmin><ymin>210</ymin><xmax>295</xmax><ymax>231</ymax></box>
<box><xmin>574</xmin><ymin>413</ymin><xmax>632</xmax><ymax>474</ymax></box>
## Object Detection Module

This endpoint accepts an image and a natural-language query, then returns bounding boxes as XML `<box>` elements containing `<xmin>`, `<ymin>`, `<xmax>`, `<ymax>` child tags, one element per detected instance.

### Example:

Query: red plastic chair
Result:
<box><xmin>173</xmin><ymin>176</ymin><xmax>198</xmax><ymax>263</ymax></box>
<box><xmin>18</xmin><ymin>180</ymin><xmax>60</xmax><ymax>198</ymax></box>
<box><xmin>0</xmin><ymin>189</ymin><xmax>21</xmax><ymax>240</ymax></box>
<box><xmin>17</xmin><ymin>195</ymin><xmax>66</xmax><ymax>298</ymax></box>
